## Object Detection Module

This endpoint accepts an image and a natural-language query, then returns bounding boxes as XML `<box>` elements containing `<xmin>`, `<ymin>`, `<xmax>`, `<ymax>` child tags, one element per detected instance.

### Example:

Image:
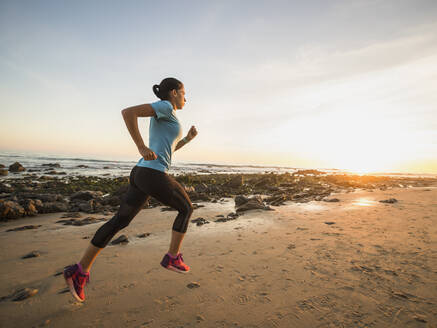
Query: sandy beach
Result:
<box><xmin>0</xmin><ymin>185</ymin><xmax>436</xmax><ymax>328</ymax></box>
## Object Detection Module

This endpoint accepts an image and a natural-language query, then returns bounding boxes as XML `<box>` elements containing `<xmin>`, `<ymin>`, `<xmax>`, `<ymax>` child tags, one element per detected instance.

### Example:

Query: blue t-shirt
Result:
<box><xmin>136</xmin><ymin>100</ymin><xmax>183</xmax><ymax>172</ymax></box>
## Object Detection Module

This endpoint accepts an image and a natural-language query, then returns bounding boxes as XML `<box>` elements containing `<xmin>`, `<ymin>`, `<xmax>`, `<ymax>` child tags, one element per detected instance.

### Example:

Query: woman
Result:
<box><xmin>63</xmin><ymin>77</ymin><xmax>198</xmax><ymax>302</ymax></box>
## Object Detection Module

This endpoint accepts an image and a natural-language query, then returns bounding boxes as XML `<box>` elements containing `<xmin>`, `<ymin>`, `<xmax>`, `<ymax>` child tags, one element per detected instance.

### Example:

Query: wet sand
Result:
<box><xmin>0</xmin><ymin>186</ymin><xmax>436</xmax><ymax>327</ymax></box>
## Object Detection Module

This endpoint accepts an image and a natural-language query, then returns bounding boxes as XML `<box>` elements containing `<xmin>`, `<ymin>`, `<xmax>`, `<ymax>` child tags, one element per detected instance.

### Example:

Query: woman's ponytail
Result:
<box><xmin>152</xmin><ymin>84</ymin><xmax>161</xmax><ymax>98</ymax></box>
<box><xmin>152</xmin><ymin>78</ymin><xmax>183</xmax><ymax>100</ymax></box>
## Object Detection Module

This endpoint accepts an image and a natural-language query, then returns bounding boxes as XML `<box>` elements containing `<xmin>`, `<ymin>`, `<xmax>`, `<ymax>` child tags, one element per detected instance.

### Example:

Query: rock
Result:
<box><xmin>294</xmin><ymin>169</ymin><xmax>325</xmax><ymax>176</ymax></box>
<box><xmin>194</xmin><ymin>183</ymin><xmax>209</xmax><ymax>193</ymax></box>
<box><xmin>235</xmin><ymin>195</ymin><xmax>266</xmax><ymax>213</ymax></box>
<box><xmin>413</xmin><ymin>315</ymin><xmax>427</xmax><ymax>323</ymax></box>
<box><xmin>216</xmin><ymin>212</ymin><xmax>239</xmax><ymax>222</ymax></box>
<box><xmin>235</xmin><ymin>195</ymin><xmax>249</xmax><ymax>207</ymax></box>
<box><xmin>32</xmin><ymin>199</ymin><xmax>44</xmax><ymax>212</ymax></box>
<box><xmin>76</xmin><ymin>165</ymin><xmax>89</xmax><ymax>168</ymax></box>
<box><xmin>228</xmin><ymin>212</ymin><xmax>239</xmax><ymax>219</ymax></box>
<box><xmin>323</xmin><ymin>198</ymin><xmax>340</xmax><ymax>202</ymax></box>
<box><xmin>196</xmin><ymin>315</ymin><xmax>205</xmax><ymax>322</ymax></box>
<box><xmin>19</xmin><ymin>199</ymin><xmax>39</xmax><ymax>216</ymax></box>
<box><xmin>137</xmin><ymin>233</ymin><xmax>151</xmax><ymax>238</ymax></box>
<box><xmin>61</xmin><ymin>212</ymin><xmax>82</xmax><ymax>218</ymax></box>
<box><xmin>41</xmin><ymin>201</ymin><xmax>69</xmax><ymax>213</ymax></box>
<box><xmin>227</xmin><ymin>175</ymin><xmax>244</xmax><ymax>188</ymax></box>
<box><xmin>192</xmin><ymin>217</ymin><xmax>209</xmax><ymax>226</ymax></box>
<box><xmin>41</xmin><ymin>163</ymin><xmax>61</xmax><ymax>168</ymax></box>
<box><xmin>189</xmin><ymin>192</ymin><xmax>212</xmax><ymax>202</ymax></box>
<box><xmin>0</xmin><ymin>200</ymin><xmax>26</xmax><ymax>220</ymax></box>
<box><xmin>18</xmin><ymin>193</ymin><xmax>64</xmax><ymax>202</ymax></box>
<box><xmin>253</xmin><ymin>176</ymin><xmax>274</xmax><ymax>188</ymax></box>
<box><xmin>0</xmin><ymin>183</ymin><xmax>12</xmax><ymax>193</ymax></box>
<box><xmin>187</xmin><ymin>282</ymin><xmax>200</xmax><ymax>289</ymax></box>
<box><xmin>6</xmin><ymin>225</ymin><xmax>41</xmax><ymax>232</ymax></box>
<box><xmin>324</xmin><ymin>221</ymin><xmax>336</xmax><ymax>225</ymax></box>
<box><xmin>56</xmin><ymin>217</ymin><xmax>106</xmax><ymax>226</ymax></box>
<box><xmin>9</xmin><ymin>162</ymin><xmax>26</xmax><ymax>172</ymax></box>
<box><xmin>0</xmin><ymin>193</ymin><xmax>11</xmax><ymax>199</ymax></box>
<box><xmin>46</xmin><ymin>170</ymin><xmax>65</xmax><ymax>175</ymax></box>
<box><xmin>265</xmin><ymin>194</ymin><xmax>288</xmax><ymax>206</ymax></box>
<box><xmin>292</xmin><ymin>192</ymin><xmax>311</xmax><ymax>200</ymax></box>
<box><xmin>380</xmin><ymin>198</ymin><xmax>398</xmax><ymax>203</ymax></box>
<box><xmin>0</xmin><ymin>169</ymin><xmax>7</xmax><ymax>176</ymax></box>
<box><xmin>22</xmin><ymin>251</ymin><xmax>40</xmax><ymax>259</ymax></box>
<box><xmin>70</xmin><ymin>190</ymin><xmax>103</xmax><ymax>201</ymax></box>
<box><xmin>111</xmin><ymin>234</ymin><xmax>129</xmax><ymax>245</ymax></box>
<box><xmin>77</xmin><ymin>200</ymin><xmax>95</xmax><ymax>212</ymax></box>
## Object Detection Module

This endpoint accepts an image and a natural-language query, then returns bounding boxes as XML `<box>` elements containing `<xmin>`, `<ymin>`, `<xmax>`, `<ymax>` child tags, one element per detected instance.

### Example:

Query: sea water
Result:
<box><xmin>1</xmin><ymin>150</ymin><xmax>435</xmax><ymax>180</ymax></box>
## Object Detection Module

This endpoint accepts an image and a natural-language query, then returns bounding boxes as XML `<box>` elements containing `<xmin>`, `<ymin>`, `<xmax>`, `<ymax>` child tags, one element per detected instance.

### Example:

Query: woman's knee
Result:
<box><xmin>179</xmin><ymin>202</ymin><xmax>194</xmax><ymax>218</ymax></box>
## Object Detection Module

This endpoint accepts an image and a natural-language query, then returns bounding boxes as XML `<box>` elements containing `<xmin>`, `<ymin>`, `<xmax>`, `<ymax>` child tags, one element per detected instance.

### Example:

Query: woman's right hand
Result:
<box><xmin>138</xmin><ymin>145</ymin><xmax>157</xmax><ymax>161</ymax></box>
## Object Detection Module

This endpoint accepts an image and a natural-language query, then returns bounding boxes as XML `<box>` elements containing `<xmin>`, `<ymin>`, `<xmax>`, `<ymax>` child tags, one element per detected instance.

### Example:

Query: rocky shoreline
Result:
<box><xmin>1</xmin><ymin>162</ymin><xmax>436</xmax><ymax>221</ymax></box>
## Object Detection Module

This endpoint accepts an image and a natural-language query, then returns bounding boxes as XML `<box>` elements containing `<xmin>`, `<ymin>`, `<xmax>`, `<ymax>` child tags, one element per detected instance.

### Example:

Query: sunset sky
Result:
<box><xmin>1</xmin><ymin>0</ymin><xmax>436</xmax><ymax>174</ymax></box>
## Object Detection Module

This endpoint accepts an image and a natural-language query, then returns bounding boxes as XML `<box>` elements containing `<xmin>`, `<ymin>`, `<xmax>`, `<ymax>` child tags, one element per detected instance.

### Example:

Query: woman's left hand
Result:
<box><xmin>186</xmin><ymin>126</ymin><xmax>198</xmax><ymax>141</ymax></box>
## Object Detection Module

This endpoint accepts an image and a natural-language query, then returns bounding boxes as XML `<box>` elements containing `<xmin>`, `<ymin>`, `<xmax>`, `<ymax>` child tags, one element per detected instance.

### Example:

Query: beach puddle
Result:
<box><xmin>284</xmin><ymin>202</ymin><xmax>328</xmax><ymax>212</ymax></box>
<box><xmin>351</xmin><ymin>198</ymin><xmax>378</xmax><ymax>207</ymax></box>
<box><xmin>188</xmin><ymin>212</ymin><xmax>276</xmax><ymax>236</ymax></box>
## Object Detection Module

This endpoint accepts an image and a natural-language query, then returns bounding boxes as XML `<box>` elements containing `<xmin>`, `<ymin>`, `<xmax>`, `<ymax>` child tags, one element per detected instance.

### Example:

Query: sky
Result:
<box><xmin>1</xmin><ymin>0</ymin><xmax>436</xmax><ymax>174</ymax></box>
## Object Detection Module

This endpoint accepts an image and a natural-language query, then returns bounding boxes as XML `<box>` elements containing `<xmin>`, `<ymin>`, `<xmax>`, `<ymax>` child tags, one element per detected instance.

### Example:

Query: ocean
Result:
<box><xmin>0</xmin><ymin>151</ymin><xmax>435</xmax><ymax>179</ymax></box>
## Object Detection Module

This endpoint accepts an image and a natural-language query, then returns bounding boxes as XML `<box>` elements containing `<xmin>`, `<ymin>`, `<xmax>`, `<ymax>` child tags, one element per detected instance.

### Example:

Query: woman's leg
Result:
<box><xmin>79</xmin><ymin>243</ymin><xmax>102</xmax><ymax>273</ymax></box>
<box><xmin>80</xmin><ymin>167</ymin><xmax>149</xmax><ymax>272</ymax></box>
<box><xmin>134</xmin><ymin>167</ymin><xmax>194</xmax><ymax>256</ymax></box>
<box><xmin>150</xmin><ymin>174</ymin><xmax>194</xmax><ymax>256</ymax></box>
<box><xmin>169</xmin><ymin>230</ymin><xmax>186</xmax><ymax>257</ymax></box>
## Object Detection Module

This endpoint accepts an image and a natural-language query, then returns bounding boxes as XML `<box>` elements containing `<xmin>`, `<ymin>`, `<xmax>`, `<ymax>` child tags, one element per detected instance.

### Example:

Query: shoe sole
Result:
<box><xmin>64</xmin><ymin>274</ymin><xmax>85</xmax><ymax>302</ymax></box>
<box><xmin>162</xmin><ymin>264</ymin><xmax>190</xmax><ymax>274</ymax></box>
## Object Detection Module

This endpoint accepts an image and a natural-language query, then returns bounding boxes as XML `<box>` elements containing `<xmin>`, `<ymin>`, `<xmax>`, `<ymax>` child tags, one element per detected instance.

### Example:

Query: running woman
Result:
<box><xmin>63</xmin><ymin>77</ymin><xmax>198</xmax><ymax>302</ymax></box>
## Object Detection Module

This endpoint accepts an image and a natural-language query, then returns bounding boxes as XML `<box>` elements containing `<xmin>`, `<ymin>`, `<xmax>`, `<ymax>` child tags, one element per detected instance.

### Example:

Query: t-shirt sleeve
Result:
<box><xmin>150</xmin><ymin>100</ymin><xmax>173</xmax><ymax>120</ymax></box>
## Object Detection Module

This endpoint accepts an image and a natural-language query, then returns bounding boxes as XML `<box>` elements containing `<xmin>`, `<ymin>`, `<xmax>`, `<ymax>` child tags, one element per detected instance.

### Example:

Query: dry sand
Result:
<box><xmin>0</xmin><ymin>185</ymin><xmax>436</xmax><ymax>328</ymax></box>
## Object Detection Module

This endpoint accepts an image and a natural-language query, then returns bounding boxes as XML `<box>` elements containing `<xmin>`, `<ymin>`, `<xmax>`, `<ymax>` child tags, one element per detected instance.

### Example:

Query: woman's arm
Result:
<box><xmin>121</xmin><ymin>104</ymin><xmax>157</xmax><ymax>160</ymax></box>
<box><xmin>175</xmin><ymin>137</ymin><xmax>190</xmax><ymax>151</ymax></box>
<box><xmin>175</xmin><ymin>126</ymin><xmax>198</xmax><ymax>151</ymax></box>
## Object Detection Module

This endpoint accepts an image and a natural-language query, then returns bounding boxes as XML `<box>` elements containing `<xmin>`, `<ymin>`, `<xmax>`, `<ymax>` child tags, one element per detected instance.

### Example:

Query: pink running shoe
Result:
<box><xmin>160</xmin><ymin>252</ymin><xmax>190</xmax><ymax>273</ymax></box>
<box><xmin>63</xmin><ymin>263</ymin><xmax>90</xmax><ymax>302</ymax></box>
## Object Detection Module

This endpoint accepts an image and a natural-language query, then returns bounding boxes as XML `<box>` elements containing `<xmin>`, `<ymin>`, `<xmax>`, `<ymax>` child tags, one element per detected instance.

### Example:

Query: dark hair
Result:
<box><xmin>152</xmin><ymin>77</ymin><xmax>183</xmax><ymax>100</ymax></box>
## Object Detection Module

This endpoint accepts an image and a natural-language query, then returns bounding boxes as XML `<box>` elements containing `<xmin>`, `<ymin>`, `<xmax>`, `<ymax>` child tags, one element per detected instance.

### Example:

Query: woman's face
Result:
<box><xmin>170</xmin><ymin>85</ymin><xmax>186</xmax><ymax>109</ymax></box>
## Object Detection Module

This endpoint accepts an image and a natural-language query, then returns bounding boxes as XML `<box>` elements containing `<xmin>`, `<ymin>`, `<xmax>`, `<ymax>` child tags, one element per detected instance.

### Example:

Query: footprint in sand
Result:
<box><xmin>234</xmin><ymin>294</ymin><xmax>250</xmax><ymax>305</ymax></box>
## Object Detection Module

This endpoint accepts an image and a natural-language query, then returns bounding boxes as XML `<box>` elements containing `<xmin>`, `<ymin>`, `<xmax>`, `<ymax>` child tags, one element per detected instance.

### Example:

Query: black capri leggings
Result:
<box><xmin>91</xmin><ymin>165</ymin><xmax>194</xmax><ymax>248</ymax></box>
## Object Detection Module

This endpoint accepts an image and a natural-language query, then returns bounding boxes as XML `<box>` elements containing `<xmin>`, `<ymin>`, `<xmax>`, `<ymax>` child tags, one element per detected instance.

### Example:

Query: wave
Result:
<box><xmin>33</xmin><ymin>156</ymin><xmax>116</xmax><ymax>163</ymax></box>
